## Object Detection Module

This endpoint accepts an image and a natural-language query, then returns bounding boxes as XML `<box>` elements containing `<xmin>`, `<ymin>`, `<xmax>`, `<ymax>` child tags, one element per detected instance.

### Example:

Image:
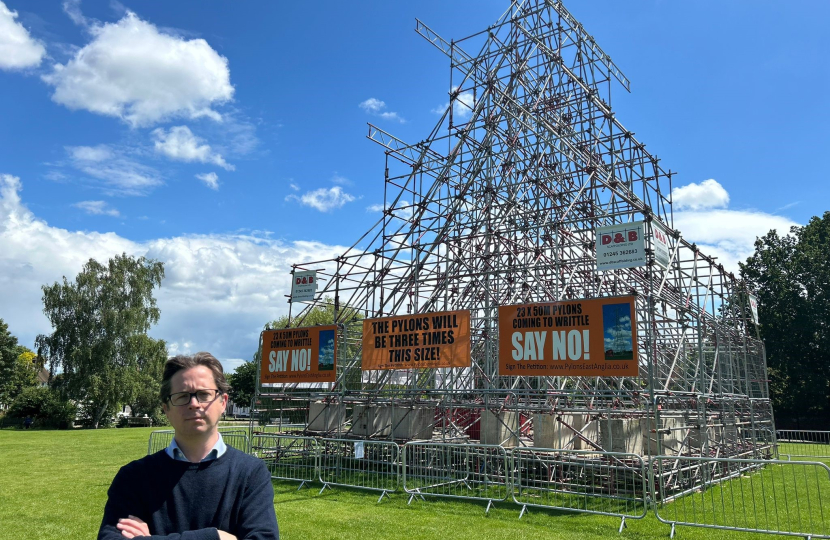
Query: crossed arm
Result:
<box><xmin>98</xmin><ymin>459</ymin><xmax>277</xmax><ymax>540</ymax></box>
<box><xmin>116</xmin><ymin>516</ymin><xmax>236</xmax><ymax>540</ymax></box>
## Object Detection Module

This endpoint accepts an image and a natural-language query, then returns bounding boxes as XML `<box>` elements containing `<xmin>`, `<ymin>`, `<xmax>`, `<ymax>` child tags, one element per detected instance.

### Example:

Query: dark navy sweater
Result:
<box><xmin>98</xmin><ymin>447</ymin><xmax>279</xmax><ymax>540</ymax></box>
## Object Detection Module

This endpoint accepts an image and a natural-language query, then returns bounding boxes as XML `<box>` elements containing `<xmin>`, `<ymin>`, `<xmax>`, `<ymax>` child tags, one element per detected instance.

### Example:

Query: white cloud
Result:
<box><xmin>0</xmin><ymin>174</ymin><xmax>346</xmax><ymax>372</ymax></box>
<box><xmin>73</xmin><ymin>200</ymin><xmax>120</xmax><ymax>217</ymax></box>
<box><xmin>366</xmin><ymin>200</ymin><xmax>413</xmax><ymax>220</ymax></box>
<box><xmin>432</xmin><ymin>87</ymin><xmax>476</xmax><ymax>120</ymax></box>
<box><xmin>195</xmin><ymin>172</ymin><xmax>219</xmax><ymax>190</ymax></box>
<box><xmin>359</xmin><ymin>98</ymin><xmax>385</xmax><ymax>113</ymax></box>
<box><xmin>670</xmin><ymin>179</ymin><xmax>798</xmax><ymax>272</ymax></box>
<box><xmin>289</xmin><ymin>182</ymin><xmax>300</xmax><ymax>191</ymax></box>
<box><xmin>359</xmin><ymin>97</ymin><xmax>405</xmax><ymax>123</ymax></box>
<box><xmin>286</xmin><ymin>186</ymin><xmax>356</xmax><ymax>212</ymax></box>
<box><xmin>222</xmin><ymin>358</ymin><xmax>248</xmax><ymax>374</ymax></box>
<box><xmin>0</xmin><ymin>2</ymin><xmax>46</xmax><ymax>70</ymax></box>
<box><xmin>453</xmin><ymin>90</ymin><xmax>475</xmax><ymax>119</ymax></box>
<box><xmin>672</xmin><ymin>179</ymin><xmax>729</xmax><ymax>211</ymax></box>
<box><xmin>66</xmin><ymin>144</ymin><xmax>162</xmax><ymax>196</ymax></box>
<box><xmin>69</xmin><ymin>145</ymin><xmax>112</xmax><ymax>162</ymax></box>
<box><xmin>44</xmin><ymin>171</ymin><xmax>67</xmax><ymax>182</ymax></box>
<box><xmin>152</xmin><ymin>126</ymin><xmax>234</xmax><ymax>170</ymax></box>
<box><xmin>775</xmin><ymin>201</ymin><xmax>799</xmax><ymax>212</ymax></box>
<box><xmin>673</xmin><ymin>209</ymin><xmax>797</xmax><ymax>272</ymax></box>
<box><xmin>221</xmin><ymin>111</ymin><xmax>259</xmax><ymax>156</ymax></box>
<box><xmin>42</xmin><ymin>11</ymin><xmax>233</xmax><ymax>127</ymax></box>
<box><xmin>62</xmin><ymin>0</ymin><xmax>91</xmax><ymax>28</ymax></box>
<box><xmin>331</xmin><ymin>174</ymin><xmax>352</xmax><ymax>186</ymax></box>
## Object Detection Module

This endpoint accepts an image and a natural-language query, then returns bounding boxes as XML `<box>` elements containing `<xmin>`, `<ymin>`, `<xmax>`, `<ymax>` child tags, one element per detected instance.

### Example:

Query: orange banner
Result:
<box><xmin>261</xmin><ymin>325</ymin><xmax>337</xmax><ymax>383</ymax></box>
<box><xmin>362</xmin><ymin>310</ymin><xmax>471</xmax><ymax>370</ymax></box>
<box><xmin>498</xmin><ymin>296</ymin><xmax>638</xmax><ymax>377</ymax></box>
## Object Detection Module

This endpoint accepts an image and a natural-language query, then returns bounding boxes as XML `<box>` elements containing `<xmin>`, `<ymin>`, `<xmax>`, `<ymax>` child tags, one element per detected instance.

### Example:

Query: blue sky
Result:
<box><xmin>1</xmin><ymin>1</ymin><xmax>826</xmax><ymax>371</ymax></box>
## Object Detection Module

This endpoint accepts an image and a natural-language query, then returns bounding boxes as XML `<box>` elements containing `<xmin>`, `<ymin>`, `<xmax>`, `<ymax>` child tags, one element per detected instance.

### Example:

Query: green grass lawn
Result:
<box><xmin>0</xmin><ymin>428</ymin><xmax>826</xmax><ymax>540</ymax></box>
<box><xmin>655</xmin><ymin>456</ymin><xmax>830</xmax><ymax>537</ymax></box>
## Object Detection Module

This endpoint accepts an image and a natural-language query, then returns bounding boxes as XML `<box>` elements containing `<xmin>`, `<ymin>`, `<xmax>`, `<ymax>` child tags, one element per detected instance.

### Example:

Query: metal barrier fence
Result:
<box><xmin>318</xmin><ymin>439</ymin><xmax>400</xmax><ymax>500</ymax></box>
<box><xmin>254</xmin><ymin>424</ymin><xmax>306</xmax><ymax>435</ymax></box>
<box><xmin>403</xmin><ymin>442</ymin><xmax>509</xmax><ymax>512</ymax></box>
<box><xmin>777</xmin><ymin>430</ymin><xmax>830</xmax><ymax>461</ymax></box>
<box><xmin>512</xmin><ymin>448</ymin><xmax>648</xmax><ymax>531</ymax></box>
<box><xmin>147</xmin><ymin>428</ymin><xmax>250</xmax><ymax>455</ymax></box>
<box><xmin>222</xmin><ymin>429</ymin><xmax>250</xmax><ymax>453</ymax></box>
<box><xmin>143</xmin><ymin>428</ymin><xmax>829</xmax><ymax>538</ymax></box>
<box><xmin>147</xmin><ymin>429</ymin><xmax>174</xmax><ymax>454</ymax></box>
<box><xmin>654</xmin><ymin>455</ymin><xmax>830</xmax><ymax>539</ymax></box>
<box><xmin>251</xmin><ymin>434</ymin><xmax>319</xmax><ymax>488</ymax></box>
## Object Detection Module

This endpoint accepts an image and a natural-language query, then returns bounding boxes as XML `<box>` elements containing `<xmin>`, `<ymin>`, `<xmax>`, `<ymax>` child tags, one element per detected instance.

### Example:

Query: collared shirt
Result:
<box><xmin>166</xmin><ymin>432</ymin><xmax>227</xmax><ymax>462</ymax></box>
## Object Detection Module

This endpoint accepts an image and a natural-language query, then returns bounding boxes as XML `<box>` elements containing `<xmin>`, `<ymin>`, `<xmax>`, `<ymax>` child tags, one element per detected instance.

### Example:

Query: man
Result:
<box><xmin>98</xmin><ymin>352</ymin><xmax>279</xmax><ymax>540</ymax></box>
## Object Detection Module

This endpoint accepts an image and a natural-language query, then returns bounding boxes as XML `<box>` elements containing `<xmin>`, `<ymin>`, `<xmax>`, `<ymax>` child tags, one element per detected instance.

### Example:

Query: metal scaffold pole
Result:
<box><xmin>252</xmin><ymin>0</ymin><xmax>773</xmax><ymax>494</ymax></box>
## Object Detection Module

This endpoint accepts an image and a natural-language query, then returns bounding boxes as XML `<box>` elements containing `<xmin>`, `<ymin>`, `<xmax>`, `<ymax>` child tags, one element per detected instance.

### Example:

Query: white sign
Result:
<box><xmin>651</xmin><ymin>221</ymin><xmax>671</xmax><ymax>270</ymax></box>
<box><xmin>748</xmin><ymin>294</ymin><xmax>759</xmax><ymax>326</ymax></box>
<box><xmin>596</xmin><ymin>221</ymin><xmax>646</xmax><ymax>271</ymax></box>
<box><xmin>354</xmin><ymin>441</ymin><xmax>364</xmax><ymax>459</ymax></box>
<box><xmin>290</xmin><ymin>270</ymin><xmax>317</xmax><ymax>302</ymax></box>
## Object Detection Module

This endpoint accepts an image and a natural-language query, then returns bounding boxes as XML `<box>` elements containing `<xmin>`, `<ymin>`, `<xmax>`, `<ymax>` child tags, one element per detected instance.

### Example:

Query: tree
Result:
<box><xmin>740</xmin><ymin>212</ymin><xmax>830</xmax><ymax>428</ymax></box>
<box><xmin>36</xmin><ymin>254</ymin><xmax>168</xmax><ymax>428</ymax></box>
<box><xmin>125</xmin><ymin>352</ymin><xmax>169</xmax><ymax>426</ymax></box>
<box><xmin>228</xmin><ymin>360</ymin><xmax>257</xmax><ymax>412</ymax></box>
<box><xmin>12</xmin><ymin>347</ymin><xmax>39</xmax><ymax>393</ymax></box>
<box><xmin>0</xmin><ymin>320</ymin><xmax>39</xmax><ymax>408</ymax></box>
<box><xmin>0</xmin><ymin>318</ymin><xmax>20</xmax><ymax>407</ymax></box>
<box><xmin>7</xmin><ymin>386</ymin><xmax>77</xmax><ymax>429</ymax></box>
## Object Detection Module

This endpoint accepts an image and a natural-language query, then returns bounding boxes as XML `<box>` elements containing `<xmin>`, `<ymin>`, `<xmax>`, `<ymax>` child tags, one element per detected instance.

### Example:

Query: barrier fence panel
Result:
<box><xmin>254</xmin><ymin>424</ymin><xmax>306</xmax><ymax>435</ymax></box>
<box><xmin>147</xmin><ymin>428</ymin><xmax>250</xmax><ymax>455</ymax></box>
<box><xmin>654</xmin><ymin>456</ymin><xmax>830</xmax><ymax>539</ymax></box>
<box><xmin>251</xmin><ymin>434</ymin><xmax>320</xmax><ymax>488</ymax></box>
<box><xmin>777</xmin><ymin>431</ymin><xmax>830</xmax><ymax>462</ymax></box>
<box><xmin>147</xmin><ymin>430</ymin><xmax>174</xmax><ymax>454</ymax></box>
<box><xmin>318</xmin><ymin>438</ymin><xmax>400</xmax><ymax>500</ymax></box>
<box><xmin>512</xmin><ymin>448</ymin><xmax>648</xmax><ymax>531</ymax></box>
<box><xmin>217</xmin><ymin>429</ymin><xmax>250</xmax><ymax>453</ymax></box>
<box><xmin>403</xmin><ymin>442</ymin><xmax>509</xmax><ymax>512</ymax></box>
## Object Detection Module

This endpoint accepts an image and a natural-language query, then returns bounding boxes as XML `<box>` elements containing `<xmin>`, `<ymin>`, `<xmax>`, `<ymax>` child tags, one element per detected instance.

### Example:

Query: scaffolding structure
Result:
<box><xmin>253</xmin><ymin>0</ymin><xmax>774</xmax><ymax>479</ymax></box>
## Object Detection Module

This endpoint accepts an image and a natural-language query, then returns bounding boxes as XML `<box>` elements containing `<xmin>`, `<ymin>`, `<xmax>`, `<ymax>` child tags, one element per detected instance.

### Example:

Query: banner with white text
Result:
<box><xmin>498</xmin><ymin>296</ymin><xmax>639</xmax><ymax>377</ymax></box>
<box><xmin>362</xmin><ymin>310</ymin><xmax>471</xmax><ymax>370</ymax></box>
<box><xmin>261</xmin><ymin>325</ymin><xmax>337</xmax><ymax>383</ymax></box>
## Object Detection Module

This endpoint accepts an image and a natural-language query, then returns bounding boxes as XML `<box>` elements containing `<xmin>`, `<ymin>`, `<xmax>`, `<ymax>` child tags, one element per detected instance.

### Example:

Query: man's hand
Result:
<box><xmin>115</xmin><ymin>514</ymin><xmax>236</xmax><ymax>540</ymax></box>
<box><xmin>117</xmin><ymin>515</ymin><xmax>150</xmax><ymax>538</ymax></box>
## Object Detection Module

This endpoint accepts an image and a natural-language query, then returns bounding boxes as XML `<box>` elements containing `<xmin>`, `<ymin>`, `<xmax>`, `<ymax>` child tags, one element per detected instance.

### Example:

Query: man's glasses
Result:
<box><xmin>166</xmin><ymin>389</ymin><xmax>222</xmax><ymax>407</ymax></box>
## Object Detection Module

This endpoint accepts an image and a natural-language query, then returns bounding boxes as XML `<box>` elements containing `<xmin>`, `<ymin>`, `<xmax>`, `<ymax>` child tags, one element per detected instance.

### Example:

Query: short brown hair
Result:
<box><xmin>160</xmin><ymin>352</ymin><xmax>230</xmax><ymax>403</ymax></box>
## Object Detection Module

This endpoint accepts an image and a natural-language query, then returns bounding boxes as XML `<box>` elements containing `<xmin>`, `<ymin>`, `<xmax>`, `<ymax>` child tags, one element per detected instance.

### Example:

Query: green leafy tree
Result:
<box><xmin>125</xmin><ymin>356</ymin><xmax>168</xmax><ymax>426</ymax></box>
<box><xmin>0</xmin><ymin>318</ymin><xmax>20</xmax><ymax>407</ymax></box>
<box><xmin>0</xmin><ymin>321</ymin><xmax>39</xmax><ymax>407</ymax></box>
<box><xmin>266</xmin><ymin>297</ymin><xmax>363</xmax><ymax>335</ymax></box>
<box><xmin>17</xmin><ymin>348</ymin><xmax>39</xmax><ymax>368</ymax></box>
<box><xmin>12</xmin><ymin>347</ymin><xmax>39</xmax><ymax>392</ymax></box>
<box><xmin>740</xmin><ymin>211</ymin><xmax>830</xmax><ymax>428</ymax></box>
<box><xmin>7</xmin><ymin>386</ymin><xmax>77</xmax><ymax>429</ymax></box>
<box><xmin>35</xmin><ymin>254</ymin><xmax>168</xmax><ymax>428</ymax></box>
<box><xmin>228</xmin><ymin>360</ymin><xmax>257</xmax><ymax>412</ymax></box>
